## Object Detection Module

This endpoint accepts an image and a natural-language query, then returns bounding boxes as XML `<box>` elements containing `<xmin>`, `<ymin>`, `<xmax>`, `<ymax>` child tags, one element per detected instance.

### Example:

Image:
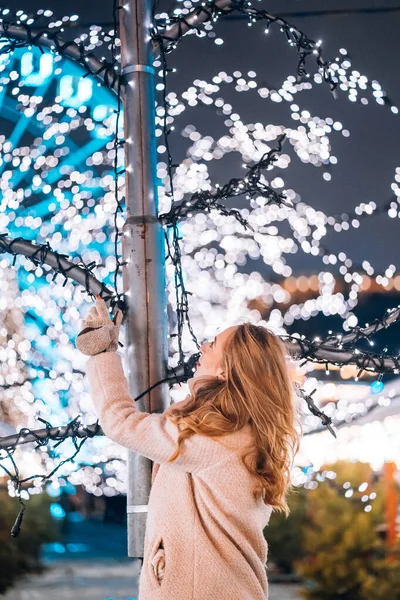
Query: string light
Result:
<box><xmin>0</xmin><ymin>2</ymin><xmax>398</xmax><ymax>534</ymax></box>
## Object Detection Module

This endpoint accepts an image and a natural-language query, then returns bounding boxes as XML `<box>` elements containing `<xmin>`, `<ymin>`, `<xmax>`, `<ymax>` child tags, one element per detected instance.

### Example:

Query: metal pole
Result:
<box><xmin>119</xmin><ymin>0</ymin><xmax>169</xmax><ymax>558</ymax></box>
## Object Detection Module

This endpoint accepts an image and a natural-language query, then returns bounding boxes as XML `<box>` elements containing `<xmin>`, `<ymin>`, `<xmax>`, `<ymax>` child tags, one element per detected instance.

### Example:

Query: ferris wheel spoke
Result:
<box><xmin>7</xmin><ymin>115</ymin><xmax>76</xmax><ymax>190</ymax></box>
<box><xmin>0</xmin><ymin>78</ymin><xmax>53</xmax><ymax>179</ymax></box>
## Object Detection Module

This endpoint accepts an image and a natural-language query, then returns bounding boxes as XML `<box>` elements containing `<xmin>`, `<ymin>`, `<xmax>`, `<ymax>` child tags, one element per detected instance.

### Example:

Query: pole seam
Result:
<box><xmin>127</xmin><ymin>505</ymin><xmax>149</xmax><ymax>513</ymax></box>
<box><xmin>121</xmin><ymin>64</ymin><xmax>155</xmax><ymax>75</ymax></box>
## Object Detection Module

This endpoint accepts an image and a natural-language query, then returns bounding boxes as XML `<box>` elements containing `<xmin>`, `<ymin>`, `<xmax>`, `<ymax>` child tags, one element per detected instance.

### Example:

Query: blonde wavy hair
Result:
<box><xmin>165</xmin><ymin>322</ymin><xmax>302</xmax><ymax>517</ymax></box>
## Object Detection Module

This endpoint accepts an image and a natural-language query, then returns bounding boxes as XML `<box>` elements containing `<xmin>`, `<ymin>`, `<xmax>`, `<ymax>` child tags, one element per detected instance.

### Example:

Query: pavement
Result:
<box><xmin>1</xmin><ymin>516</ymin><xmax>303</xmax><ymax>600</ymax></box>
<box><xmin>2</xmin><ymin>560</ymin><xmax>303</xmax><ymax>600</ymax></box>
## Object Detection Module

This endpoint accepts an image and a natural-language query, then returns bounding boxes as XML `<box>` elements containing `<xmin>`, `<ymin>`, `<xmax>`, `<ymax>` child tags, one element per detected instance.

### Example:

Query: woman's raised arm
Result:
<box><xmin>85</xmin><ymin>351</ymin><xmax>223</xmax><ymax>473</ymax></box>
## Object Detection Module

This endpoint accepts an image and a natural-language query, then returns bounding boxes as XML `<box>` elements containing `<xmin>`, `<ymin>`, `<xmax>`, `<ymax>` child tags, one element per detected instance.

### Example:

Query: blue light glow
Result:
<box><xmin>50</xmin><ymin>503</ymin><xmax>66</xmax><ymax>519</ymax></box>
<box><xmin>93</xmin><ymin>104</ymin><xmax>109</xmax><ymax>121</ymax></box>
<box><xmin>370</xmin><ymin>380</ymin><xmax>384</xmax><ymax>394</ymax></box>
<box><xmin>46</xmin><ymin>483</ymin><xmax>61</xmax><ymax>498</ymax></box>
<box><xmin>59</xmin><ymin>74</ymin><xmax>93</xmax><ymax>107</ymax></box>
<box><xmin>20</xmin><ymin>51</ymin><xmax>53</xmax><ymax>85</ymax></box>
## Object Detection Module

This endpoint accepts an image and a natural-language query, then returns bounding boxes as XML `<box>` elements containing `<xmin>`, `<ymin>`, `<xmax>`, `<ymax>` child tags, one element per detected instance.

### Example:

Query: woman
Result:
<box><xmin>76</xmin><ymin>296</ymin><xmax>301</xmax><ymax>600</ymax></box>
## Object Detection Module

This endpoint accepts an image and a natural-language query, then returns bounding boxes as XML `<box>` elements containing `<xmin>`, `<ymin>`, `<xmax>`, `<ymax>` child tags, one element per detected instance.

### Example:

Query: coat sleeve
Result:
<box><xmin>85</xmin><ymin>351</ymin><xmax>224</xmax><ymax>474</ymax></box>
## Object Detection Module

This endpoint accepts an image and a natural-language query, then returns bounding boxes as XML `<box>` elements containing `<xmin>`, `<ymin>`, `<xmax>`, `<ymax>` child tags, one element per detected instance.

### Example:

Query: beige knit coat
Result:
<box><xmin>85</xmin><ymin>351</ymin><xmax>273</xmax><ymax>599</ymax></box>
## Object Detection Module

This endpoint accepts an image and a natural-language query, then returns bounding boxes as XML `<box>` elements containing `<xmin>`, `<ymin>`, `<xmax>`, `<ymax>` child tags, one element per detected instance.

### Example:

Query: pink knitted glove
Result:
<box><xmin>75</xmin><ymin>296</ymin><xmax>123</xmax><ymax>356</ymax></box>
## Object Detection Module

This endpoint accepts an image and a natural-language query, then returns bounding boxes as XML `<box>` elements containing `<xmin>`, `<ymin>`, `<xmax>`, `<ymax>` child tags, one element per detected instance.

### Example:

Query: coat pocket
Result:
<box><xmin>150</xmin><ymin>537</ymin><xmax>165</xmax><ymax>585</ymax></box>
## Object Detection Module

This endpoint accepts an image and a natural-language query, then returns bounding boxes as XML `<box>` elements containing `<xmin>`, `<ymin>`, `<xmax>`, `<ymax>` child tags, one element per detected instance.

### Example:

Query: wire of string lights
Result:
<box><xmin>152</xmin><ymin>0</ymin><xmax>341</xmax><ymax>367</ymax></box>
<box><xmin>150</xmin><ymin>2</ymin><xmax>400</xmax><ymax>408</ymax></box>
<box><xmin>154</xmin><ymin>0</ymin><xmax>338</xmax><ymax>97</ymax></box>
<box><xmin>0</xmin><ymin>2</ymin><xmax>399</xmax><ymax>533</ymax></box>
<box><xmin>0</xmin><ymin>7</ymin><xmax>129</xmax><ymax>534</ymax></box>
<box><xmin>151</xmin><ymin>3</ymin><xmax>399</xmax><ymax>315</ymax></box>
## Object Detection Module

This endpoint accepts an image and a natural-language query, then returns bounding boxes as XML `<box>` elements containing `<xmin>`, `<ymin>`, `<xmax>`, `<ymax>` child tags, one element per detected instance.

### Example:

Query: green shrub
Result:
<box><xmin>0</xmin><ymin>488</ymin><xmax>61</xmax><ymax>594</ymax></box>
<box><xmin>265</xmin><ymin>485</ymin><xmax>308</xmax><ymax>574</ymax></box>
<box><xmin>292</xmin><ymin>460</ymin><xmax>400</xmax><ymax>600</ymax></box>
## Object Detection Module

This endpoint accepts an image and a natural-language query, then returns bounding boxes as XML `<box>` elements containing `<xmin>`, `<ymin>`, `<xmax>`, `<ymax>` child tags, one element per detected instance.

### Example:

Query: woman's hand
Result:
<box><xmin>75</xmin><ymin>295</ymin><xmax>123</xmax><ymax>356</ymax></box>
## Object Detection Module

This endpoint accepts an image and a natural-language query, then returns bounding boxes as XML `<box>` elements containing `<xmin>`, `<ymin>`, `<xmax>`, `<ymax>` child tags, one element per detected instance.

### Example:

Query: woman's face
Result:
<box><xmin>188</xmin><ymin>326</ymin><xmax>237</xmax><ymax>392</ymax></box>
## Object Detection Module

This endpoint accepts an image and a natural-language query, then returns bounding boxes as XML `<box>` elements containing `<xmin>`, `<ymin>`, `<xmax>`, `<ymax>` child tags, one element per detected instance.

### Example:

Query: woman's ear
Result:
<box><xmin>216</xmin><ymin>368</ymin><xmax>226</xmax><ymax>381</ymax></box>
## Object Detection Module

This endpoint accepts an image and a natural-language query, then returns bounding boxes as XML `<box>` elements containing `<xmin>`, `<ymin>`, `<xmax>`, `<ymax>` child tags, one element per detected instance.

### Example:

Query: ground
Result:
<box><xmin>3</xmin><ymin>559</ymin><xmax>303</xmax><ymax>600</ymax></box>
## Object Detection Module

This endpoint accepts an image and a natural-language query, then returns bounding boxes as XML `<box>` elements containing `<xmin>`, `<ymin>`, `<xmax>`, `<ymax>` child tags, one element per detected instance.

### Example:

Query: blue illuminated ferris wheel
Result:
<box><xmin>0</xmin><ymin>44</ymin><xmax>118</xmax><ymax>248</ymax></box>
<box><xmin>0</xmin><ymin>44</ymin><xmax>121</xmax><ymax>375</ymax></box>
